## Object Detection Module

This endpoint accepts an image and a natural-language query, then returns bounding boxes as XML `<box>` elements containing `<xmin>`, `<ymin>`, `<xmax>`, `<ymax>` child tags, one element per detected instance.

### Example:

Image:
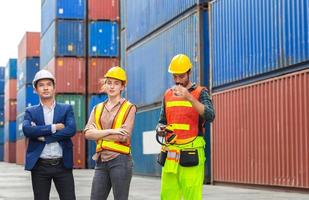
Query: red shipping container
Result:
<box><xmin>88</xmin><ymin>58</ymin><xmax>119</xmax><ymax>94</ymax></box>
<box><xmin>18</xmin><ymin>32</ymin><xmax>40</xmax><ymax>64</ymax></box>
<box><xmin>45</xmin><ymin>57</ymin><xmax>86</xmax><ymax>94</ymax></box>
<box><xmin>16</xmin><ymin>138</ymin><xmax>28</xmax><ymax>165</ymax></box>
<box><xmin>72</xmin><ymin>132</ymin><xmax>86</xmax><ymax>169</ymax></box>
<box><xmin>212</xmin><ymin>69</ymin><xmax>309</xmax><ymax>188</ymax></box>
<box><xmin>4</xmin><ymin>141</ymin><xmax>16</xmax><ymax>163</ymax></box>
<box><xmin>4</xmin><ymin>79</ymin><xmax>17</xmax><ymax>102</ymax></box>
<box><xmin>88</xmin><ymin>0</ymin><xmax>119</xmax><ymax>21</ymax></box>
<box><xmin>4</xmin><ymin>100</ymin><xmax>17</xmax><ymax>122</ymax></box>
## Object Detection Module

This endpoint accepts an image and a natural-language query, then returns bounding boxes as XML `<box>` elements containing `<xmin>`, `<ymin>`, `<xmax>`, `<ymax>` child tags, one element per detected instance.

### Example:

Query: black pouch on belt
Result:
<box><xmin>179</xmin><ymin>149</ymin><xmax>199</xmax><ymax>167</ymax></box>
<box><xmin>157</xmin><ymin>150</ymin><xmax>167</xmax><ymax>166</ymax></box>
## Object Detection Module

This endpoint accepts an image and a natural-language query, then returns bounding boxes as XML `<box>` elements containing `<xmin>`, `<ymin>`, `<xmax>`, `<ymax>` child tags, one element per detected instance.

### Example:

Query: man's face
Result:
<box><xmin>172</xmin><ymin>72</ymin><xmax>190</xmax><ymax>87</ymax></box>
<box><xmin>35</xmin><ymin>79</ymin><xmax>55</xmax><ymax>100</ymax></box>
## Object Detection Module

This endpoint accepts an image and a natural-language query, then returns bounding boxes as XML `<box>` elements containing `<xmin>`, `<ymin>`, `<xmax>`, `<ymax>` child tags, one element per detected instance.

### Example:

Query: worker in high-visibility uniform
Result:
<box><xmin>84</xmin><ymin>66</ymin><xmax>136</xmax><ymax>200</ymax></box>
<box><xmin>156</xmin><ymin>54</ymin><xmax>215</xmax><ymax>200</ymax></box>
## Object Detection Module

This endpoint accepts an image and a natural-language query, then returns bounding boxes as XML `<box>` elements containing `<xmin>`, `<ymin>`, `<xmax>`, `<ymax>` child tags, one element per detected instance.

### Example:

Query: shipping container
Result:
<box><xmin>40</xmin><ymin>20</ymin><xmax>86</xmax><ymax>68</ymax></box>
<box><xmin>5</xmin><ymin>59</ymin><xmax>17</xmax><ymax>80</ymax></box>
<box><xmin>120</xmin><ymin>0</ymin><xmax>126</xmax><ymax>29</ymax></box>
<box><xmin>4</xmin><ymin>121</ymin><xmax>16</xmax><ymax>142</ymax></box>
<box><xmin>88</xmin><ymin>21</ymin><xmax>119</xmax><ymax>57</ymax></box>
<box><xmin>126</xmin><ymin>12</ymin><xmax>201</xmax><ymax>106</ymax></box>
<box><xmin>56</xmin><ymin>95</ymin><xmax>86</xmax><ymax>131</ymax></box>
<box><xmin>44</xmin><ymin>57</ymin><xmax>86</xmax><ymax>94</ymax></box>
<box><xmin>15</xmin><ymin>137</ymin><xmax>27</xmax><ymax>165</ymax></box>
<box><xmin>17</xmin><ymin>58</ymin><xmax>40</xmax><ymax>90</ymax></box>
<box><xmin>0</xmin><ymin>67</ymin><xmax>4</xmax><ymax>80</ymax></box>
<box><xmin>18</xmin><ymin>32</ymin><xmax>40</xmax><ymax>64</ymax></box>
<box><xmin>127</xmin><ymin>0</ymin><xmax>208</xmax><ymax>46</ymax></box>
<box><xmin>4</xmin><ymin>79</ymin><xmax>17</xmax><ymax>102</ymax></box>
<box><xmin>88</xmin><ymin>58</ymin><xmax>119</xmax><ymax>94</ymax></box>
<box><xmin>0</xmin><ymin>127</ymin><xmax>4</xmax><ymax>144</ymax></box>
<box><xmin>210</xmin><ymin>0</ymin><xmax>309</xmax><ymax>88</ymax></box>
<box><xmin>4</xmin><ymin>141</ymin><xmax>16</xmax><ymax>163</ymax></box>
<box><xmin>212</xmin><ymin>69</ymin><xmax>309</xmax><ymax>188</ymax></box>
<box><xmin>16</xmin><ymin>113</ymin><xmax>24</xmax><ymax>140</ymax></box>
<box><xmin>0</xmin><ymin>110</ymin><xmax>3</xmax><ymax>126</ymax></box>
<box><xmin>0</xmin><ymin>79</ymin><xmax>4</xmax><ymax>94</ymax></box>
<box><xmin>88</xmin><ymin>0</ymin><xmax>119</xmax><ymax>21</ymax></box>
<box><xmin>87</xmin><ymin>94</ymin><xmax>108</xmax><ymax>117</ymax></box>
<box><xmin>87</xmin><ymin>140</ymin><xmax>96</xmax><ymax>168</ymax></box>
<box><xmin>4</xmin><ymin>100</ymin><xmax>17</xmax><ymax>122</ymax></box>
<box><xmin>72</xmin><ymin>132</ymin><xmax>85</xmax><ymax>169</ymax></box>
<box><xmin>0</xmin><ymin>144</ymin><xmax>3</xmax><ymax>161</ymax></box>
<box><xmin>0</xmin><ymin>95</ymin><xmax>4</xmax><ymax>110</ymax></box>
<box><xmin>120</xmin><ymin>30</ymin><xmax>126</xmax><ymax>70</ymax></box>
<box><xmin>17</xmin><ymin>85</ymin><xmax>39</xmax><ymax>115</ymax></box>
<box><xmin>41</xmin><ymin>0</ymin><xmax>86</xmax><ymax>35</ymax></box>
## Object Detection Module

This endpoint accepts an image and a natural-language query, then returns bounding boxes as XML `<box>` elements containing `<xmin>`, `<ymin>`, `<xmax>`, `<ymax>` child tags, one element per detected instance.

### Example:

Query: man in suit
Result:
<box><xmin>23</xmin><ymin>69</ymin><xmax>77</xmax><ymax>200</ymax></box>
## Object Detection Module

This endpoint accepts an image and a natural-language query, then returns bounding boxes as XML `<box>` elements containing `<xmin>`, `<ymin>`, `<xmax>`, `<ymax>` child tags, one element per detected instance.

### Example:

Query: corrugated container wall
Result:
<box><xmin>41</xmin><ymin>0</ymin><xmax>86</xmax><ymax>35</ymax></box>
<box><xmin>88</xmin><ymin>0</ymin><xmax>119</xmax><ymax>21</ymax></box>
<box><xmin>127</xmin><ymin>0</ymin><xmax>209</xmax><ymax>46</ymax></box>
<box><xmin>5</xmin><ymin>59</ymin><xmax>17</xmax><ymax>80</ymax></box>
<box><xmin>120</xmin><ymin>0</ymin><xmax>126</xmax><ymax>29</ymax></box>
<box><xmin>212</xmin><ymin>69</ymin><xmax>309</xmax><ymax>188</ymax></box>
<box><xmin>40</xmin><ymin>21</ymin><xmax>86</xmax><ymax>68</ymax></box>
<box><xmin>210</xmin><ymin>0</ymin><xmax>309</xmax><ymax>88</ymax></box>
<box><xmin>18</xmin><ymin>32</ymin><xmax>40</xmax><ymax>64</ymax></box>
<box><xmin>126</xmin><ymin>13</ymin><xmax>200</xmax><ymax>106</ymax></box>
<box><xmin>4</xmin><ymin>142</ymin><xmax>15</xmax><ymax>163</ymax></box>
<box><xmin>4</xmin><ymin>100</ymin><xmax>16</xmax><ymax>122</ymax></box>
<box><xmin>44</xmin><ymin>57</ymin><xmax>86</xmax><ymax>94</ymax></box>
<box><xmin>72</xmin><ymin>132</ymin><xmax>86</xmax><ymax>169</ymax></box>
<box><xmin>17</xmin><ymin>58</ymin><xmax>40</xmax><ymax>90</ymax></box>
<box><xmin>0</xmin><ymin>127</ymin><xmax>4</xmax><ymax>143</ymax></box>
<box><xmin>0</xmin><ymin>144</ymin><xmax>3</xmax><ymax>161</ymax></box>
<box><xmin>4</xmin><ymin>122</ymin><xmax>16</xmax><ymax>142</ymax></box>
<box><xmin>88</xmin><ymin>21</ymin><xmax>119</xmax><ymax>57</ymax></box>
<box><xmin>15</xmin><ymin>138</ymin><xmax>27</xmax><ymax>165</ymax></box>
<box><xmin>17</xmin><ymin>85</ymin><xmax>39</xmax><ymax>115</ymax></box>
<box><xmin>16</xmin><ymin>113</ymin><xmax>25</xmax><ymax>140</ymax></box>
<box><xmin>4</xmin><ymin>80</ymin><xmax>17</xmax><ymax>102</ymax></box>
<box><xmin>0</xmin><ymin>95</ymin><xmax>4</xmax><ymax>110</ymax></box>
<box><xmin>88</xmin><ymin>58</ymin><xmax>119</xmax><ymax>94</ymax></box>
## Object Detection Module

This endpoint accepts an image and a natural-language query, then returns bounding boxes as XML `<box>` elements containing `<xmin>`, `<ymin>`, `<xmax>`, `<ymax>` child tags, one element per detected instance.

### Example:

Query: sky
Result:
<box><xmin>0</xmin><ymin>0</ymin><xmax>40</xmax><ymax>66</ymax></box>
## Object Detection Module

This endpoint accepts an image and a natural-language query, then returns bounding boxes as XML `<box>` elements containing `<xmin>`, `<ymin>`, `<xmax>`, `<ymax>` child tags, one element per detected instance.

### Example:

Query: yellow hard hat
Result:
<box><xmin>104</xmin><ymin>66</ymin><xmax>127</xmax><ymax>85</ymax></box>
<box><xmin>168</xmin><ymin>54</ymin><xmax>192</xmax><ymax>74</ymax></box>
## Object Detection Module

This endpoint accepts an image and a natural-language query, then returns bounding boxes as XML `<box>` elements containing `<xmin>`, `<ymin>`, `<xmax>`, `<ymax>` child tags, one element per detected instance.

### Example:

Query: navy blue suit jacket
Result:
<box><xmin>22</xmin><ymin>103</ymin><xmax>76</xmax><ymax>171</ymax></box>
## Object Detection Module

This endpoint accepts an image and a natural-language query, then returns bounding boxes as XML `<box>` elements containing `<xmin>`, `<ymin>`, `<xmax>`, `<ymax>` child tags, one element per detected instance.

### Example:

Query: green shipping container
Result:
<box><xmin>56</xmin><ymin>94</ymin><xmax>86</xmax><ymax>131</ymax></box>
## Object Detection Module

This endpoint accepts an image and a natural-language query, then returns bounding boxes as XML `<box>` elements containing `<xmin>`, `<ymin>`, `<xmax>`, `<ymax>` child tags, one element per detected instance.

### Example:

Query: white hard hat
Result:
<box><xmin>32</xmin><ymin>69</ymin><xmax>55</xmax><ymax>88</ymax></box>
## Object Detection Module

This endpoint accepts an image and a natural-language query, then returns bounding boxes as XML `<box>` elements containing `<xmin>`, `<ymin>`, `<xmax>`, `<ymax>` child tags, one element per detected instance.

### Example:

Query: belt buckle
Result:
<box><xmin>50</xmin><ymin>159</ymin><xmax>60</xmax><ymax>166</ymax></box>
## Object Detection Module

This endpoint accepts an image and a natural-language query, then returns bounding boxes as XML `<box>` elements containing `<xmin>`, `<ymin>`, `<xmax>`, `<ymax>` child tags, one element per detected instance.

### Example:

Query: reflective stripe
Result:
<box><xmin>170</xmin><ymin>123</ymin><xmax>190</xmax><ymax>131</ymax></box>
<box><xmin>113</xmin><ymin>101</ymin><xmax>132</xmax><ymax>128</ymax></box>
<box><xmin>175</xmin><ymin>136</ymin><xmax>196</xmax><ymax>145</ymax></box>
<box><xmin>166</xmin><ymin>101</ymin><xmax>192</xmax><ymax>108</ymax></box>
<box><xmin>167</xmin><ymin>150</ymin><xmax>180</xmax><ymax>162</ymax></box>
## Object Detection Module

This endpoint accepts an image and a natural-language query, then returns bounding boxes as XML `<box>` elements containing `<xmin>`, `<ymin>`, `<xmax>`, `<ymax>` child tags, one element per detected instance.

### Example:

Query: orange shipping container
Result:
<box><xmin>88</xmin><ymin>58</ymin><xmax>119</xmax><ymax>94</ymax></box>
<box><xmin>4</xmin><ymin>79</ymin><xmax>17</xmax><ymax>102</ymax></box>
<box><xmin>88</xmin><ymin>0</ymin><xmax>119</xmax><ymax>21</ymax></box>
<box><xmin>212</xmin><ymin>69</ymin><xmax>309</xmax><ymax>188</ymax></box>
<box><xmin>4</xmin><ymin>141</ymin><xmax>16</xmax><ymax>163</ymax></box>
<box><xmin>16</xmin><ymin>138</ymin><xmax>28</xmax><ymax>165</ymax></box>
<box><xmin>4</xmin><ymin>100</ymin><xmax>17</xmax><ymax>122</ymax></box>
<box><xmin>45</xmin><ymin>57</ymin><xmax>86</xmax><ymax>94</ymax></box>
<box><xmin>18</xmin><ymin>32</ymin><xmax>40</xmax><ymax>64</ymax></box>
<box><xmin>72</xmin><ymin>132</ymin><xmax>86</xmax><ymax>169</ymax></box>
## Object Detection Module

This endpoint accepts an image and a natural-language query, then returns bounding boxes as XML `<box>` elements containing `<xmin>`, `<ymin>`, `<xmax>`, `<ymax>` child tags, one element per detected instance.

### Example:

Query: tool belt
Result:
<box><xmin>38</xmin><ymin>158</ymin><xmax>63</xmax><ymax>166</ymax></box>
<box><xmin>157</xmin><ymin>148</ymin><xmax>199</xmax><ymax>167</ymax></box>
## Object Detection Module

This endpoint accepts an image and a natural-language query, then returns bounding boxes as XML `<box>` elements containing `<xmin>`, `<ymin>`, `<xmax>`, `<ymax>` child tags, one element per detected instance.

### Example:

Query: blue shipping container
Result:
<box><xmin>121</xmin><ymin>30</ymin><xmax>126</xmax><ymax>71</ymax></box>
<box><xmin>4</xmin><ymin>121</ymin><xmax>16</xmax><ymax>142</ymax></box>
<box><xmin>0</xmin><ymin>144</ymin><xmax>3</xmax><ymax>161</ymax></box>
<box><xmin>0</xmin><ymin>94</ymin><xmax>3</xmax><ymax>110</ymax></box>
<box><xmin>0</xmin><ymin>67</ymin><xmax>5</xmax><ymax>79</ymax></box>
<box><xmin>88</xmin><ymin>94</ymin><xmax>108</xmax><ymax>117</ymax></box>
<box><xmin>210</xmin><ymin>0</ymin><xmax>309</xmax><ymax>88</ymax></box>
<box><xmin>17</xmin><ymin>58</ymin><xmax>40</xmax><ymax>90</ymax></box>
<box><xmin>41</xmin><ymin>0</ymin><xmax>86</xmax><ymax>35</ymax></box>
<box><xmin>127</xmin><ymin>0</ymin><xmax>208</xmax><ymax>46</ymax></box>
<box><xmin>40</xmin><ymin>20</ymin><xmax>85</xmax><ymax>68</ymax></box>
<box><xmin>17</xmin><ymin>85</ymin><xmax>39</xmax><ymax>115</ymax></box>
<box><xmin>5</xmin><ymin>58</ymin><xmax>17</xmax><ymax>80</ymax></box>
<box><xmin>88</xmin><ymin>21</ymin><xmax>119</xmax><ymax>57</ymax></box>
<box><xmin>16</xmin><ymin>113</ymin><xmax>24</xmax><ymax>140</ymax></box>
<box><xmin>0</xmin><ymin>80</ymin><xmax>4</xmax><ymax>94</ymax></box>
<box><xmin>120</xmin><ymin>0</ymin><xmax>127</xmax><ymax>30</ymax></box>
<box><xmin>0</xmin><ymin>127</ymin><xmax>4</xmax><ymax>144</ymax></box>
<box><xmin>0</xmin><ymin>110</ymin><xmax>4</xmax><ymax>126</ymax></box>
<box><xmin>126</xmin><ymin>13</ymin><xmax>201</xmax><ymax>106</ymax></box>
<box><xmin>87</xmin><ymin>140</ymin><xmax>96</xmax><ymax>169</ymax></box>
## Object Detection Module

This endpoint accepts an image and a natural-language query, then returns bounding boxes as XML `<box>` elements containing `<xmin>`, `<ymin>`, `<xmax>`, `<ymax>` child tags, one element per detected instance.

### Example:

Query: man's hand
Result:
<box><xmin>172</xmin><ymin>85</ymin><xmax>192</xmax><ymax>101</ymax></box>
<box><xmin>156</xmin><ymin>124</ymin><xmax>166</xmax><ymax>136</ymax></box>
<box><xmin>55</xmin><ymin>123</ymin><xmax>65</xmax><ymax>131</ymax></box>
<box><xmin>37</xmin><ymin>136</ymin><xmax>45</xmax><ymax>142</ymax></box>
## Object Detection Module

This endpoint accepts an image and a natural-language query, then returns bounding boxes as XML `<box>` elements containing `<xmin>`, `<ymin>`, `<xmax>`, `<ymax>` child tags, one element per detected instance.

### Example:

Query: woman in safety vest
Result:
<box><xmin>84</xmin><ymin>66</ymin><xmax>136</xmax><ymax>200</ymax></box>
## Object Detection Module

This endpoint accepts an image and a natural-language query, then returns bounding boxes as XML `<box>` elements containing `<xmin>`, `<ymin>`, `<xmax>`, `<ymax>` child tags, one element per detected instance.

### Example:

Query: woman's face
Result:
<box><xmin>105</xmin><ymin>78</ymin><xmax>124</xmax><ymax>97</ymax></box>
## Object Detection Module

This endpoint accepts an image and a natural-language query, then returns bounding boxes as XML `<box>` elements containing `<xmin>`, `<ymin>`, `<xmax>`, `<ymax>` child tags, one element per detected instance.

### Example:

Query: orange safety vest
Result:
<box><xmin>95</xmin><ymin>100</ymin><xmax>134</xmax><ymax>154</ymax></box>
<box><xmin>164</xmin><ymin>86</ymin><xmax>205</xmax><ymax>145</ymax></box>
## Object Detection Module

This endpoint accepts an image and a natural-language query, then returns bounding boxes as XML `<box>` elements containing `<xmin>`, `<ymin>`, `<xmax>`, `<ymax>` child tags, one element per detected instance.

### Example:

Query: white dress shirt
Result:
<box><xmin>40</xmin><ymin>101</ymin><xmax>63</xmax><ymax>159</ymax></box>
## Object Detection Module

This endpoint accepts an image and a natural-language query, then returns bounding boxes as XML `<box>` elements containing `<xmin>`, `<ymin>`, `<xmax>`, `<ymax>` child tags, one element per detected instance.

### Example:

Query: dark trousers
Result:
<box><xmin>91</xmin><ymin>154</ymin><xmax>133</xmax><ymax>200</ymax></box>
<box><xmin>31</xmin><ymin>159</ymin><xmax>76</xmax><ymax>200</ymax></box>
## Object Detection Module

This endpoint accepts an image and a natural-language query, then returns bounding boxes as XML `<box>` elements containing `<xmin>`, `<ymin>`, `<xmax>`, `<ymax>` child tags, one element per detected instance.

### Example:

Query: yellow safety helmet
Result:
<box><xmin>104</xmin><ymin>66</ymin><xmax>127</xmax><ymax>85</ymax></box>
<box><xmin>168</xmin><ymin>54</ymin><xmax>192</xmax><ymax>74</ymax></box>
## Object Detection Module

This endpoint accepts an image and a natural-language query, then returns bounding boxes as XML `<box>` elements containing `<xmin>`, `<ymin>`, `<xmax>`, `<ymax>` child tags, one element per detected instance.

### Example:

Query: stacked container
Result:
<box><xmin>40</xmin><ymin>0</ymin><xmax>87</xmax><ymax>169</ymax></box>
<box><xmin>86</xmin><ymin>0</ymin><xmax>119</xmax><ymax>168</ymax></box>
<box><xmin>122</xmin><ymin>0</ymin><xmax>211</xmax><ymax>181</ymax></box>
<box><xmin>4</xmin><ymin>59</ymin><xmax>17</xmax><ymax>163</ymax></box>
<box><xmin>210</xmin><ymin>0</ymin><xmax>309</xmax><ymax>189</ymax></box>
<box><xmin>16</xmin><ymin>32</ymin><xmax>40</xmax><ymax>165</ymax></box>
<box><xmin>0</xmin><ymin>67</ymin><xmax>5</xmax><ymax>161</ymax></box>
